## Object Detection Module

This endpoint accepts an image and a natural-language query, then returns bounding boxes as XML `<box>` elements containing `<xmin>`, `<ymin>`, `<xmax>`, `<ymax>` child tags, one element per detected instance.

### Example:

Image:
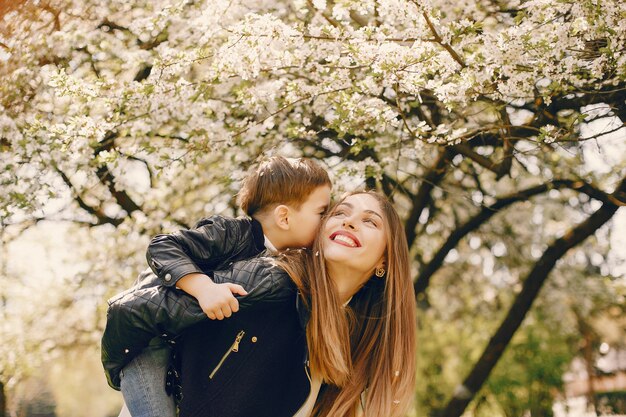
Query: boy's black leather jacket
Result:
<box><xmin>101</xmin><ymin>215</ymin><xmax>268</xmax><ymax>389</ymax></box>
<box><xmin>146</xmin><ymin>215</ymin><xmax>266</xmax><ymax>288</ymax></box>
<box><xmin>101</xmin><ymin>256</ymin><xmax>310</xmax><ymax>392</ymax></box>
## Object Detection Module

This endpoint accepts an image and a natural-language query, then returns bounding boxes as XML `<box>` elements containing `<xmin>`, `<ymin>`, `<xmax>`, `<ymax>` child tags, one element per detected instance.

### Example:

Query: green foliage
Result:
<box><xmin>485</xmin><ymin>316</ymin><xmax>576</xmax><ymax>417</ymax></box>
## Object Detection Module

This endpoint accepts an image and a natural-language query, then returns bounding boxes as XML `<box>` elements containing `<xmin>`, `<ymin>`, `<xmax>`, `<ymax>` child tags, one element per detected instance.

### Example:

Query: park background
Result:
<box><xmin>0</xmin><ymin>0</ymin><xmax>625</xmax><ymax>416</ymax></box>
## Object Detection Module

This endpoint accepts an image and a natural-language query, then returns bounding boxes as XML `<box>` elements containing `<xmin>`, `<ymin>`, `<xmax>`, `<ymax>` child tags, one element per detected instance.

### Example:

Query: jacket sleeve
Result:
<box><xmin>146</xmin><ymin>215</ymin><xmax>265</xmax><ymax>287</ymax></box>
<box><xmin>101</xmin><ymin>285</ymin><xmax>206</xmax><ymax>390</ymax></box>
<box><xmin>211</xmin><ymin>257</ymin><xmax>296</xmax><ymax>309</ymax></box>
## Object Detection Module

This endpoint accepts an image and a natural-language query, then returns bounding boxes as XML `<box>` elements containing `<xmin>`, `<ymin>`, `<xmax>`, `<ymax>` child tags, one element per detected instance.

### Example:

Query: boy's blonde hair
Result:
<box><xmin>237</xmin><ymin>156</ymin><xmax>331</xmax><ymax>217</ymax></box>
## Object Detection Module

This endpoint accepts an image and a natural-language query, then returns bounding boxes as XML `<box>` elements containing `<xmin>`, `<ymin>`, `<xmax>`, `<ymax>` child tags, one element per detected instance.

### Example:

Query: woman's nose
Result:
<box><xmin>342</xmin><ymin>219</ymin><xmax>356</xmax><ymax>230</ymax></box>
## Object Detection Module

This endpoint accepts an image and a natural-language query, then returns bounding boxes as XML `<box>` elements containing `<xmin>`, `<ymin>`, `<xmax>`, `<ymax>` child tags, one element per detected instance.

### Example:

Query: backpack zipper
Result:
<box><xmin>208</xmin><ymin>330</ymin><xmax>245</xmax><ymax>379</ymax></box>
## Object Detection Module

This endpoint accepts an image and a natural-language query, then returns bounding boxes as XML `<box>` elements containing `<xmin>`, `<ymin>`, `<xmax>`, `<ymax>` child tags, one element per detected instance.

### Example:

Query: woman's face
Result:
<box><xmin>322</xmin><ymin>193</ymin><xmax>387</xmax><ymax>284</ymax></box>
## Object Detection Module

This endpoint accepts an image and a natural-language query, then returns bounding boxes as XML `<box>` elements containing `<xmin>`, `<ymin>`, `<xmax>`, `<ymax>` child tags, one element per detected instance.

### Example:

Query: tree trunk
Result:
<box><xmin>439</xmin><ymin>176</ymin><xmax>626</xmax><ymax>417</ymax></box>
<box><xmin>577</xmin><ymin>314</ymin><xmax>599</xmax><ymax>413</ymax></box>
<box><xmin>0</xmin><ymin>380</ymin><xmax>6</xmax><ymax>417</ymax></box>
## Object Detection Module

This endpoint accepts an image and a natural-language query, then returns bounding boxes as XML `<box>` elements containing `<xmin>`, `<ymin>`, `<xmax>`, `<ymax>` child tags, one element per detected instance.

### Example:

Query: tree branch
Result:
<box><xmin>551</xmin><ymin>84</ymin><xmax>626</xmax><ymax>115</ymax></box>
<box><xmin>97</xmin><ymin>19</ymin><xmax>129</xmax><ymax>33</ymax></box>
<box><xmin>306</xmin><ymin>0</ymin><xmax>340</xmax><ymax>28</ymax></box>
<box><xmin>405</xmin><ymin>147</ymin><xmax>454</xmax><ymax>248</ymax></box>
<box><xmin>55</xmin><ymin>168</ymin><xmax>124</xmax><ymax>226</ymax></box>
<box><xmin>450</xmin><ymin>143</ymin><xmax>499</xmax><ymax>174</ymax></box>
<box><xmin>439</xmin><ymin>175</ymin><xmax>626</xmax><ymax>417</ymax></box>
<box><xmin>416</xmin><ymin>6</ymin><xmax>466</xmax><ymax>69</ymax></box>
<box><xmin>414</xmin><ymin>178</ymin><xmax>625</xmax><ymax>296</ymax></box>
<box><xmin>495</xmin><ymin>108</ymin><xmax>514</xmax><ymax>179</ymax></box>
<box><xmin>94</xmin><ymin>131</ymin><xmax>143</xmax><ymax>216</ymax></box>
<box><xmin>232</xmin><ymin>87</ymin><xmax>351</xmax><ymax>138</ymax></box>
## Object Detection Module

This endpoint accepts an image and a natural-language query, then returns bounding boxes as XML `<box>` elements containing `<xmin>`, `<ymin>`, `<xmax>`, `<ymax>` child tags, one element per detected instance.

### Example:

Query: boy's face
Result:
<box><xmin>286</xmin><ymin>185</ymin><xmax>331</xmax><ymax>248</ymax></box>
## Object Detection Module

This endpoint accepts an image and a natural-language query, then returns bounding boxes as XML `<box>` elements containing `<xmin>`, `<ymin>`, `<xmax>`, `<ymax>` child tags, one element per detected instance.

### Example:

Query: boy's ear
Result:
<box><xmin>273</xmin><ymin>205</ymin><xmax>291</xmax><ymax>230</ymax></box>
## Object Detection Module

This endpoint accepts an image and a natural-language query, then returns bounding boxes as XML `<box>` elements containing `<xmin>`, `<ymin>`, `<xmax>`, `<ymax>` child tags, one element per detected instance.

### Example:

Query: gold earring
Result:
<box><xmin>375</xmin><ymin>267</ymin><xmax>386</xmax><ymax>278</ymax></box>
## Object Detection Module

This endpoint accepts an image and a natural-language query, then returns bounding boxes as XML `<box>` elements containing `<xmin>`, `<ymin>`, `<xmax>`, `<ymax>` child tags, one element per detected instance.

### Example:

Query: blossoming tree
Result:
<box><xmin>1</xmin><ymin>0</ymin><xmax>624</xmax><ymax>415</ymax></box>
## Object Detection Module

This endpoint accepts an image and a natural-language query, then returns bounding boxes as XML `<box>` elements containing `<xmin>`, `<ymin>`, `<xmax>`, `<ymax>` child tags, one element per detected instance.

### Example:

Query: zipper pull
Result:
<box><xmin>232</xmin><ymin>330</ymin><xmax>245</xmax><ymax>352</ymax></box>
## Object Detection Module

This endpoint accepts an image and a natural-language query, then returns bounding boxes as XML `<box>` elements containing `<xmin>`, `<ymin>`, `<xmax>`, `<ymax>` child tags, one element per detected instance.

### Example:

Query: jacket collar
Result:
<box><xmin>250</xmin><ymin>217</ymin><xmax>266</xmax><ymax>253</ymax></box>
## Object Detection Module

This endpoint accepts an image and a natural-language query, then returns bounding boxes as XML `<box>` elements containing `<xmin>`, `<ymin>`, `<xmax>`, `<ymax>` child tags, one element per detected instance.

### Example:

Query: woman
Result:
<box><xmin>102</xmin><ymin>191</ymin><xmax>416</xmax><ymax>417</ymax></box>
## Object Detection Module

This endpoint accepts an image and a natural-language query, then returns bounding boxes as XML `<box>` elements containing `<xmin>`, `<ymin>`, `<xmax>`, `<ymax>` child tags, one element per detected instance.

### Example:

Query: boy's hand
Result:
<box><xmin>197</xmin><ymin>281</ymin><xmax>248</xmax><ymax>320</ymax></box>
<box><xmin>177</xmin><ymin>273</ymin><xmax>248</xmax><ymax>320</ymax></box>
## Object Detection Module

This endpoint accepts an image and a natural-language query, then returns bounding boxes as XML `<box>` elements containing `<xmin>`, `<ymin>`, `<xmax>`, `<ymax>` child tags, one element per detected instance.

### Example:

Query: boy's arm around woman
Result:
<box><xmin>101</xmin><ymin>255</ymin><xmax>292</xmax><ymax>390</ymax></box>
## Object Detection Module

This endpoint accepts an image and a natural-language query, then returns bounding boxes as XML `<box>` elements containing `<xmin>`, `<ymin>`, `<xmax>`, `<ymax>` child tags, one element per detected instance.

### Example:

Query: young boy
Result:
<box><xmin>108</xmin><ymin>156</ymin><xmax>331</xmax><ymax>417</ymax></box>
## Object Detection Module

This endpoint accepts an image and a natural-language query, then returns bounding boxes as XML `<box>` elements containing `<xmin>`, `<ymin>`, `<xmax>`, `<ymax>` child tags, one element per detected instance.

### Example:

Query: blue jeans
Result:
<box><xmin>120</xmin><ymin>344</ymin><xmax>177</xmax><ymax>417</ymax></box>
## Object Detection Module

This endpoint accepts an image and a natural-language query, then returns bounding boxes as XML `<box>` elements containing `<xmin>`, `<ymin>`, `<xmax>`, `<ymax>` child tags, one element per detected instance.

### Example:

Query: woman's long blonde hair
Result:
<box><xmin>276</xmin><ymin>191</ymin><xmax>417</xmax><ymax>417</ymax></box>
